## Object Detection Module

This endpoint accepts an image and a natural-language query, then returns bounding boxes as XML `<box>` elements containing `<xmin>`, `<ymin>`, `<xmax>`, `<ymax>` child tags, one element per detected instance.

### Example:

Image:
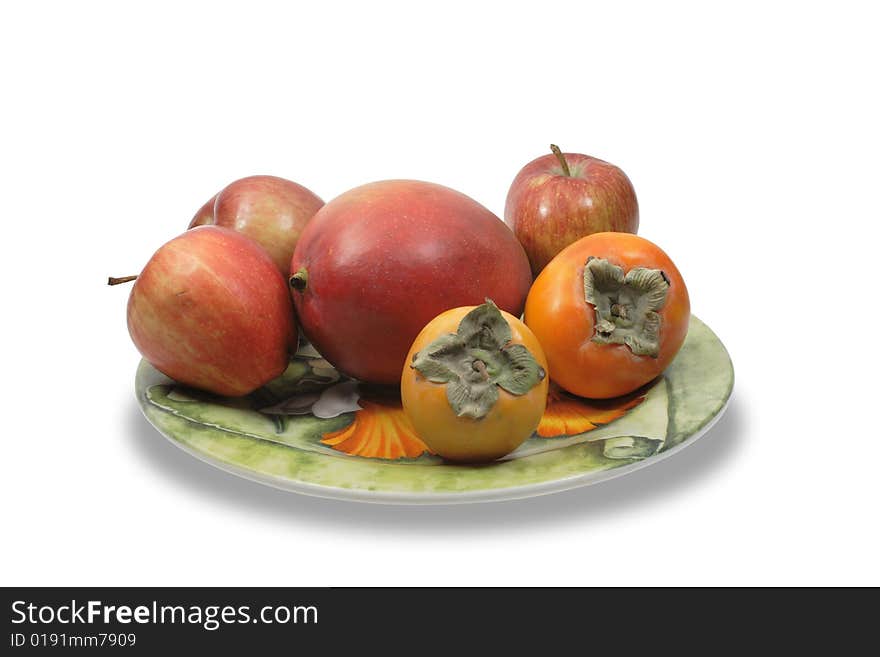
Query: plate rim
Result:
<box><xmin>138</xmin><ymin>396</ymin><xmax>731</xmax><ymax>506</ymax></box>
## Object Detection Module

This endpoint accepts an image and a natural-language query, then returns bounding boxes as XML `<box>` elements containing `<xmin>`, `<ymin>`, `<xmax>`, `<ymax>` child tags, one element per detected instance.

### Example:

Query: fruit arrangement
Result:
<box><xmin>114</xmin><ymin>147</ymin><xmax>691</xmax><ymax>464</ymax></box>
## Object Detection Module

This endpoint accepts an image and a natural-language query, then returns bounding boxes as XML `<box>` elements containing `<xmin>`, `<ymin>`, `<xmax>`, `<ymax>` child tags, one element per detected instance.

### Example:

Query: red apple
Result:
<box><xmin>289</xmin><ymin>180</ymin><xmax>533</xmax><ymax>384</ymax></box>
<box><xmin>504</xmin><ymin>145</ymin><xmax>639</xmax><ymax>275</ymax></box>
<box><xmin>190</xmin><ymin>175</ymin><xmax>323</xmax><ymax>274</ymax></box>
<box><xmin>127</xmin><ymin>226</ymin><xmax>296</xmax><ymax>396</ymax></box>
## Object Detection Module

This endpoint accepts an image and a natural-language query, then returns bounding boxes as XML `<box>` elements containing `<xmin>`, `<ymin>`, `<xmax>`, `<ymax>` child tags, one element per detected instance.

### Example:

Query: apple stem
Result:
<box><xmin>550</xmin><ymin>144</ymin><xmax>571</xmax><ymax>177</ymax></box>
<box><xmin>289</xmin><ymin>267</ymin><xmax>308</xmax><ymax>292</ymax></box>
<box><xmin>107</xmin><ymin>275</ymin><xmax>138</xmax><ymax>286</ymax></box>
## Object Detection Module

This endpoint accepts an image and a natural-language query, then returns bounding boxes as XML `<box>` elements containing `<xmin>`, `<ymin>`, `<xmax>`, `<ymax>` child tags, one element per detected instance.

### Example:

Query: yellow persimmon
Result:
<box><xmin>400</xmin><ymin>300</ymin><xmax>549</xmax><ymax>463</ymax></box>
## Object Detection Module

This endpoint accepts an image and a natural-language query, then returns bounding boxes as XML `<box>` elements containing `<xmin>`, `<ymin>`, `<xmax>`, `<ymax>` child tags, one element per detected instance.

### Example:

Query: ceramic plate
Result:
<box><xmin>136</xmin><ymin>315</ymin><xmax>733</xmax><ymax>504</ymax></box>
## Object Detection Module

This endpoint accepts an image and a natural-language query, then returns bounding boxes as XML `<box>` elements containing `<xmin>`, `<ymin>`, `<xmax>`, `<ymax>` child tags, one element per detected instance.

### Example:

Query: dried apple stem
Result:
<box><xmin>550</xmin><ymin>144</ymin><xmax>571</xmax><ymax>177</ymax></box>
<box><xmin>289</xmin><ymin>267</ymin><xmax>309</xmax><ymax>292</ymax></box>
<box><xmin>107</xmin><ymin>275</ymin><xmax>138</xmax><ymax>286</ymax></box>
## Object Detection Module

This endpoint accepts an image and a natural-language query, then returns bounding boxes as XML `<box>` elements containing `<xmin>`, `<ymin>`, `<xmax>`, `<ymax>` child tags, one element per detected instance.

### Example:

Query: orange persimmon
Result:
<box><xmin>401</xmin><ymin>300</ymin><xmax>549</xmax><ymax>462</ymax></box>
<box><xmin>525</xmin><ymin>232</ymin><xmax>690</xmax><ymax>399</ymax></box>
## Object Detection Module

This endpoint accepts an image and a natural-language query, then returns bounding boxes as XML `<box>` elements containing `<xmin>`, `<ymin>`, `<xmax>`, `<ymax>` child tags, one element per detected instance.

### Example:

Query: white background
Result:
<box><xmin>2</xmin><ymin>1</ymin><xmax>877</xmax><ymax>586</ymax></box>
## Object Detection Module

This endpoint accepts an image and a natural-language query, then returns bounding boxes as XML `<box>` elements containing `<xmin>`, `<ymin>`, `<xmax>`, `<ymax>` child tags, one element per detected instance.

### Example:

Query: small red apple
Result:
<box><xmin>127</xmin><ymin>226</ymin><xmax>296</xmax><ymax>396</ymax></box>
<box><xmin>504</xmin><ymin>145</ymin><xmax>639</xmax><ymax>275</ymax></box>
<box><xmin>190</xmin><ymin>175</ymin><xmax>323</xmax><ymax>274</ymax></box>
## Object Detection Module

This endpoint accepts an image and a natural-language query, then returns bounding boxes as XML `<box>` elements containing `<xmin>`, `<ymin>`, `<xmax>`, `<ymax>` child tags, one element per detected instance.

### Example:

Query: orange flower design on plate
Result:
<box><xmin>321</xmin><ymin>393</ymin><xmax>431</xmax><ymax>460</ymax></box>
<box><xmin>320</xmin><ymin>382</ymin><xmax>645</xmax><ymax>459</ymax></box>
<box><xmin>536</xmin><ymin>383</ymin><xmax>645</xmax><ymax>438</ymax></box>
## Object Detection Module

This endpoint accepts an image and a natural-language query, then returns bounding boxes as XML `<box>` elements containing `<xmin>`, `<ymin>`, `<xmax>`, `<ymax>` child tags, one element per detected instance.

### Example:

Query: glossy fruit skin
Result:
<box><xmin>401</xmin><ymin>306</ymin><xmax>549</xmax><ymax>462</ymax></box>
<box><xmin>290</xmin><ymin>180</ymin><xmax>533</xmax><ymax>384</ymax></box>
<box><xmin>190</xmin><ymin>175</ymin><xmax>323</xmax><ymax>274</ymax></box>
<box><xmin>505</xmin><ymin>151</ymin><xmax>639</xmax><ymax>275</ymax></box>
<box><xmin>127</xmin><ymin>226</ymin><xmax>296</xmax><ymax>397</ymax></box>
<box><xmin>525</xmin><ymin>232</ymin><xmax>689</xmax><ymax>399</ymax></box>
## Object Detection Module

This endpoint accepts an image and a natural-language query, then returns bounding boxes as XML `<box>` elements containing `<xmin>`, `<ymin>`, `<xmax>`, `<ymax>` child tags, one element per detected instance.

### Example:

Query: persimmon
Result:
<box><xmin>525</xmin><ymin>232</ymin><xmax>690</xmax><ymax>399</ymax></box>
<box><xmin>401</xmin><ymin>300</ymin><xmax>549</xmax><ymax>462</ymax></box>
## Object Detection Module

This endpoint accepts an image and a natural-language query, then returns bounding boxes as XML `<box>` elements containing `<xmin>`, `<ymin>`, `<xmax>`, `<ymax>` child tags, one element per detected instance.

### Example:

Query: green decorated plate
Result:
<box><xmin>136</xmin><ymin>316</ymin><xmax>733</xmax><ymax>504</ymax></box>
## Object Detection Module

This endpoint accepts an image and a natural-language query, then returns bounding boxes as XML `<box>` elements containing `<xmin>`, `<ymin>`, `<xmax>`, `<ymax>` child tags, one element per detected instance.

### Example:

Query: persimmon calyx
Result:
<box><xmin>410</xmin><ymin>300</ymin><xmax>545</xmax><ymax>420</ymax></box>
<box><xmin>583</xmin><ymin>257</ymin><xmax>670</xmax><ymax>358</ymax></box>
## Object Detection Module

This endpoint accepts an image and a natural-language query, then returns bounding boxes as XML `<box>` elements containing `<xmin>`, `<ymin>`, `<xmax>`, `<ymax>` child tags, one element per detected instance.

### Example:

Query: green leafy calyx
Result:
<box><xmin>583</xmin><ymin>257</ymin><xmax>670</xmax><ymax>357</ymax></box>
<box><xmin>410</xmin><ymin>300</ymin><xmax>545</xmax><ymax>420</ymax></box>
